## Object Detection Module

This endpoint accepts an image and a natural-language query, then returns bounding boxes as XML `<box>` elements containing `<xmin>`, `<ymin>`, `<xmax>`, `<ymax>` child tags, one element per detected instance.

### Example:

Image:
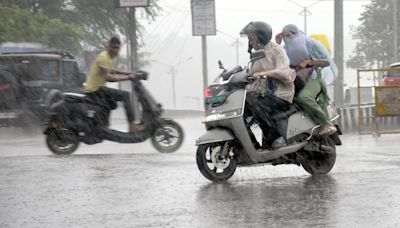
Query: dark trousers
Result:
<box><xmin>247</xmin><ymin>94</ymin><xmax>292</xmax><ymax>146</ymax></box>
<box><xmin>86</xmin><ymin>87</ymin><xmax>135</xmax><ymax>123</ymax></box>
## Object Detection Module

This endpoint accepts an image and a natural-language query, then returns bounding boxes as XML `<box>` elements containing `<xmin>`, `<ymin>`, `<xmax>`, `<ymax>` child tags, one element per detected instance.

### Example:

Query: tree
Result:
<box><xmin>0</xmin><ymin>0</ymin><xmax>161</xmax><ymax>50</ymax></box>
<box><xmin>0</xmin><ymin>6</ymin><xmax>83</xmax><ymax>52</ymax></box>
<box><xmin>347</xmin><ymin>0</ymin><xmax>400</xmax><ymax>69</ymax></box>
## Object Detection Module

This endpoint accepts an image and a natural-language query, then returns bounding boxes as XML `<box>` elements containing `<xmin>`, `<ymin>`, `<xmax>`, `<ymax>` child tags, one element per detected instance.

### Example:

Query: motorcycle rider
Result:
<box><xmin>240</xmin><ymin>21</ymin><xmax>296</xmax><ymax>149</ymax></box>
<box><xmin>85</xmin><ymin>37</ymin><xmax>144</xmax><ymax>133</ymax></box>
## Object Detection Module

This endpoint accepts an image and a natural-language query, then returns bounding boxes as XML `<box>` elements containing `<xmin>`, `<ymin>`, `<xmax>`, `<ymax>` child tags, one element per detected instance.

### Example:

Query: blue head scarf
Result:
<box><xmin>282</xmin><ymin>24</ymin><xmax>338</xmax><ymax>84</ymax></box>
<box><xmin>282</xmin><ymin>24</ymin><xmax>311</xmax><ymax>66</ymax></box>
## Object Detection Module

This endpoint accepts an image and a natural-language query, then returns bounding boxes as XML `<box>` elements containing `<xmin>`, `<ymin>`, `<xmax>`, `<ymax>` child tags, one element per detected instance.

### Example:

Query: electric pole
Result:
<box><xmin>394</xmin><ymin>0</ymin><xmax>399</xmax><ymax>62</ymax></box>
<box><xmin>233</xmin><ymin>38</ymin><xmax>240</xmax><ymax>65</ymax></box>
<box><xmin>334</xmin><ymin>0</ymin><xmax>344</xmax><ymax>107</ymax></box>
<box><xmin>201</xmin><ymin>36</ymin><xmax>208</xmax><ymax>94</ymax></box>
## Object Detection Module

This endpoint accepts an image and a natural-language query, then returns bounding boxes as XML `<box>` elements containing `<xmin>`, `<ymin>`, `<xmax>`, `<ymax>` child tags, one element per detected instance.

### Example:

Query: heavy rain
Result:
<box><xmin>1</xmin><ymin>0</ymin><xmax>400</xmax><ymax>227</ymax></box>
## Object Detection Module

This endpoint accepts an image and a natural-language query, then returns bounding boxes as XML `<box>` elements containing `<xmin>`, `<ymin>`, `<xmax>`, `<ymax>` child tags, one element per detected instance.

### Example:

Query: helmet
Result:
<box><xmin>240</xmin><ymin>21</ymin><xmax>272</xmax><ymax>46</ymax></box>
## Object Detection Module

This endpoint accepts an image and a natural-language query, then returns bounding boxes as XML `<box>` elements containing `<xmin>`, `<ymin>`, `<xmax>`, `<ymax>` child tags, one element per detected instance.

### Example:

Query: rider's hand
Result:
<box><xmin>252</xmin><ymin>71</ymin><xmax>271</xmax><ymax>79</ymax></box>
<box><xmin>298</xmin><ymin>60</ymin><xmax>312</xmax><ymax>69</ymax></box>
<box><xmin>252</xmin><ymin>72</ymin><xmax>264</xmax><ymax>79</ymax></box>
<box><xmin>275</xmin><ymin>33</ymin><xmax>283</xmax><ymax>45</ymax></box>
<box><xmin>314</xmin><ymin>59</ymin><xmax>329</xmax><ymax>67</ymax></box>
<box><xmin>128</xmin><ymin>73</ymin><xmax>135</xmax><ymax>80</ymax></box>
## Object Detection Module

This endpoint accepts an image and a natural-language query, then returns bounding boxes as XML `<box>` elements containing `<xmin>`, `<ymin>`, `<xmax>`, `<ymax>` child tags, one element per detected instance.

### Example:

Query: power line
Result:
<box><xmin>143</xmin><ymin>0</ymin><xmax>187</xmax><ymax>48</ymax></box>
<box><xmin>216</xmin><ymin>29</ymin><xmax>237</xmax><ymax>40</ymax></box>
<box><xmin>149</xmin><ymin>9</ymin><xmax>190</xmax><ymax>55</ymax></box>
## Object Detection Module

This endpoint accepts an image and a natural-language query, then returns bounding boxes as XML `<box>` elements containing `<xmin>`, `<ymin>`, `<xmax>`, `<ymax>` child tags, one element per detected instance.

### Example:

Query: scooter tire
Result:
<box><xmin>151</xmin><ymin>119</ymin><xmax>184</xmax><ymax>153</ymax></box>
<box><xmin>299</xmin><ymin>137</ymin><xmax>336</xmax><ymax>175</ymax></box>
<box><xmin>196</xmin><ymin>143</ymin><xmax>237</xmax><ymax>182</ymax></box>
<box><xmin>46</xmin><ymin>129</ymin><xmax>79</xmax><ymax>155</ymax></box>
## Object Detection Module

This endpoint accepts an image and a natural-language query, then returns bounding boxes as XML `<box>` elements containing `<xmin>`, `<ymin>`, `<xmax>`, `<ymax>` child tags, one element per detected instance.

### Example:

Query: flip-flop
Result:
<box><xmin>319</xmin><ymin>125</ymin><xmax>337</xmax><ymax>136</ymax></box>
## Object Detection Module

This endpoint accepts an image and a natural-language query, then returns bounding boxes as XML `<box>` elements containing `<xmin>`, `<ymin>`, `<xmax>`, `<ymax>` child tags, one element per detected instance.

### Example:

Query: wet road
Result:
<box><xmin>1</xmin><ymin>114</ymin><xmax>400</xmax><ymax>227</ymax></box>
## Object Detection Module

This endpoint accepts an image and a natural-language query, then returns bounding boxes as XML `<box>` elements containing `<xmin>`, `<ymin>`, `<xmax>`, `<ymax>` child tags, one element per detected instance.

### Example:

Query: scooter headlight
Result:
<box><xmin>202</xmin><ymin>108</ymin><xmax>242</xmax><ymax>122</ymax></box>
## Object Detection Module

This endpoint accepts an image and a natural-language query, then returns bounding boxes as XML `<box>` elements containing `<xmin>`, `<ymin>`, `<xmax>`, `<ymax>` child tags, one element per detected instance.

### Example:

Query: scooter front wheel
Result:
<box><xmin>46</xmin><ymin>128</ymin><xmax>80</xmax><ymax>155</ymax></box>
<box><xmin>151</xmin><ymin>119</ymin><xmax>184</xmax><ymax>153</ymax></box>
<box><xmin>196</xmin><ymin>142</ymin><xmax>237</xmax><ymax>182</ymax></box>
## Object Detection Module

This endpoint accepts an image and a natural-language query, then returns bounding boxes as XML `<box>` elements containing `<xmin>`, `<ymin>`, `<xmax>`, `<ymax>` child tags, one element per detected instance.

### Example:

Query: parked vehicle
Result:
<box><xmin>0</xmin><ymin>51</ymin><xmax>85</xmax><ymax>128</ymax></box>
<box><xmin>196</xmin><ymin>51</ymin><xmax>342</xmax><ymax>182</ymax></box>
<box><xmin>383</xmin><ymin>62</ymin><xmax>400</xmax><ymax>86</ymax></box>
<box><xmin>44</xmin><ymin>71</ymin><xmax>184</xmax><ymax>154</ymax></box>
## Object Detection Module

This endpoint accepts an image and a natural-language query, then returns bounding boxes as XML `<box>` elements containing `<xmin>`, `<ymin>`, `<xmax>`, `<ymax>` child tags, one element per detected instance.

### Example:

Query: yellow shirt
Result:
<box><xmin>85</xmin><ymin>51</ymin><xmax>113</xmax><ymax>92</ymax></box>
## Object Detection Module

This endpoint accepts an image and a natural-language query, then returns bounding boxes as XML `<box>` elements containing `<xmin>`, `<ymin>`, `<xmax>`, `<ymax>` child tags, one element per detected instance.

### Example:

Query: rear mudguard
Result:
<box><xmin>196</xmin><ymin>128</ymin><xmax>235</xmax><ymax>146</ymax></box>
<box><xmin>331</xmin><ymin>125</ymin><xmax>342</xmax><ymax>146</ymax></box>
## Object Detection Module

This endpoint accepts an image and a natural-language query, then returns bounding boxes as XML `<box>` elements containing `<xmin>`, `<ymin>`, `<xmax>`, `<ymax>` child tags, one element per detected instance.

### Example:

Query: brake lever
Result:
<box><xmin>246</xmin><ymin>73</ymin><xmax>254</xmax><ymax>81</ymax></box>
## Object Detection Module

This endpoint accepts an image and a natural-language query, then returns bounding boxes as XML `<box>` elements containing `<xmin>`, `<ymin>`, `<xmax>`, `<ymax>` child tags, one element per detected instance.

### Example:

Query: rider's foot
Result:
<box><xmin>129</xmin><ymin>123</ymin><xmax>145</xmax><ymax>133</ymax></box>
<box><xmin>319</xmin><ymin>125</ymin><xmax>337</xmax><ymax>136</ymax></box>
<box><xmin>271</xmin><ymin>136</ymin><xmax>287</xmax><ymax>149</ymax></box>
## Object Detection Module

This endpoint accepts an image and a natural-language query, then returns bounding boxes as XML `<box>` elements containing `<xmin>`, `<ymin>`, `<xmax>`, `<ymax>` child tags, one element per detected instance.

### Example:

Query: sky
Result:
<box><xmin>125</xmin><ymin>0</ymin><xmax>371</xmax><ymax>110</ymax></box>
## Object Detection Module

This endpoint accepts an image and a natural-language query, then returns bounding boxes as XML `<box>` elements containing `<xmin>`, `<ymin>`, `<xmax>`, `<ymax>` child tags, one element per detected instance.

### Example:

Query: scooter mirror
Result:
<box><xmin>218</xmin><ymin>60</ymin><xmax>225</xmax><ymax>70</ymax></box>
<box><xmin>135</xmin><ymin>71</ymin><xmax>148</xmax><ymax>80</ymax></box>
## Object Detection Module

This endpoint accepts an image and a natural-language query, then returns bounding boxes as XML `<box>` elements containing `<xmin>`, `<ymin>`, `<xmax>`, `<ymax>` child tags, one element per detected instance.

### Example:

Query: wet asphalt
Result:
<box><xmin>1</xmin><ymin>114</ymin><xmax>400</xmax><ymax>227</ymax></box>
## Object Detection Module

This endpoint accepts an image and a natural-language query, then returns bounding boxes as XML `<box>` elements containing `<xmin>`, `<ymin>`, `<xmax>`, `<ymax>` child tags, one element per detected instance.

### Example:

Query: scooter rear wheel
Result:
<box><xmin>46</xmin><ymin>129</ymin><xmax>79</xmax><ymax>155</ymax></box>
<box><xmin>298</xmin><ymin>137</ymin><xmax>336</xmax><ymax>175</ymax></box>
<box><xmin>151</xmin><ymin>119</ymin><xmax>184</xmax><ymax>153</ymax></box>
<box><xmin>196</xmin><ymin>142</ymin><xmax>237</xmax><ymax>182</ymax></box>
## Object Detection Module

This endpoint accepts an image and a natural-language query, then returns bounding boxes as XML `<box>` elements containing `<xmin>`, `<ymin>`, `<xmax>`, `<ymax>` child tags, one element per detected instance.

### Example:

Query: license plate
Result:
<box><xmin>0</xmin><ymin>112</ymin><xmax>16</xmax><ymax>119</ymax></box>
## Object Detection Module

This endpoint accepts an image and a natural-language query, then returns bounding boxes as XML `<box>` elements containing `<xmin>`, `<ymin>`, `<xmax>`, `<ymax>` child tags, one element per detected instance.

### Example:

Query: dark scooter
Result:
<box><xmin>44</xmin><ymin>71</ymin><xmax>184</xmax><ymax>155</ymax></box>
<box><xmin>196</xmin><ymin>51</ymin><xmax>342</xmax><ymax>182</ymax></box>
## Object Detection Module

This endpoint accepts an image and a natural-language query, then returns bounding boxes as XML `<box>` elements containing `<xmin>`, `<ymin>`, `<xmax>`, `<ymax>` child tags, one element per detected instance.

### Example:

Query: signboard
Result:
<box><xmin>114</xmin><ymin>0</ymin><xmax>149</xmax><ymax>8</ymax></box>
<box><xmin>191</xmin><ymin>0</ymin><xmax>216</xmax><ymax>36</ymax></box>
<box><xmin>375</xmin><ymin>86</ymin><xmax>400</xmax><ymax>116</ymax></box>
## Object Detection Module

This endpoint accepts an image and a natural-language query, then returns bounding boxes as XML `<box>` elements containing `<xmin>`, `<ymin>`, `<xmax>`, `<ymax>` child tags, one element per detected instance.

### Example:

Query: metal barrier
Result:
<box><xmin>356</xmin><ymin>67</ymin><xmax>400</xmax><ymax>135</ymax></box>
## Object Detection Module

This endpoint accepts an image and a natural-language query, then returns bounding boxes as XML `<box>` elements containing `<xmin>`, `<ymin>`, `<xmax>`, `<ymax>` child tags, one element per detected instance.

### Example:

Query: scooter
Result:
<box><xmin>44</xmin><ymin>71</ymin><xmax>184</xmax><ymax>155</ymax></box>
<box><xmin>196</xmin><ymin>51</ymin><xmax>342</xmax><ymax>182</ymax></box>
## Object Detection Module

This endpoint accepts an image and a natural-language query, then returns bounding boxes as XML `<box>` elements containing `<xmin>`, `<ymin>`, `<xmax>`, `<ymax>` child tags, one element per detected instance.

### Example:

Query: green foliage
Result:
<box><xmin>347</xmin><ymin>0</ymin><xmax>400</xmax><ymax>69</ymax></box>
<box><xmin>0</xmin><ymin>6</ymin><xmax>83</xmax><ymax>52</ymax></box>
<box><xmin>1</xmin><ymin>0</ymin><xmax>161</xmax><ymax>51</ymax></box>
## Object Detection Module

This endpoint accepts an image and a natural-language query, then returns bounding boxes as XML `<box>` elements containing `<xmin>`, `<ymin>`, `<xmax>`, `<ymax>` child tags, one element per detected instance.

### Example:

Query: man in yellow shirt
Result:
<box><xmin>85</xmin><ymin>37</ymin><xmax>144</xmax><ymax>132</ymax></box>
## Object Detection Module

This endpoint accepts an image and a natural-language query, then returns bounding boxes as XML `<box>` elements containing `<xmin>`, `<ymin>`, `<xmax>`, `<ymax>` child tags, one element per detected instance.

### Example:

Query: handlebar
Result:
<box><xmin>246</xmin><ymin>74</ymin><xmax>253</xmax><ymax>81</ymax></box>
<box><xmin>313</xmin><ymin>59</ymin><xmax>330</xmax><ymax>68</ymax></box>
<box><xmin>134</xmin><ymin>71</ymin><xmax>148</xmax><ymax>81</ymax></box>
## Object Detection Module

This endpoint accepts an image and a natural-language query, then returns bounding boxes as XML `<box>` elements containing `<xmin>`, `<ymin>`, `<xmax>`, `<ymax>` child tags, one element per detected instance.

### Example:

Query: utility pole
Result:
<box><xmin>123</xmin><ymin>8</ymin><xmax>131</xmax><ymax>90</ymax></box>
<box><xmin>334</xmin><ymin>0</ymin><xmax>344</xmax><ymax>107</ymax></box>
<box><xmin>191</xmin><ymin>0</ymin><xmax>216</xmax><ymax>106</ymax></box>
<box><xmin>287</xmin><ymin>0</ymin><xmax>321</xmax><ymax>36</ymax></box>
<box><xmin>169</xmin><ymin>67</ymin><xmax>177</xmax><ymax>108</ymax></box>
<box><xmin>394</xmin><ymin>0</ymin><xmax>399</xmax><ymax>62</ymax></box>
<box><xmin>217</xmin><ymin>29</ymin><xmax>242</xmax><ymax>66</ymax></box>
<box><xmin>233</xmin><ymin>38</ymin><xmax>240</xmax><ymax>65</ymax></box>
<box><xmin>299</xmin><ymin>7</ymin><xmax>312</xmax><ymax>35</ymax></box>
<box><xmin>128</xmin><ymin>8</ymin><xmax>138</xmax><ymax>72</ymax></box>
<box><xmin>128</xmin><ymin>7</ymin><xmax>141</xmax><ymax>121</ymax></box>
<box><xmin>154</xmin><ymin>57</ymin><xmax>193</xmax><ymax>109</ymax></box>
<box><xmin>115</xmin><ymin>0</ymin><xmax>149</xmax><ymax>120</ymax></box>
<box><xmin>201</xmin><ymin>36</ymin><xmax>208</xmax><ymax>92</ymax></box>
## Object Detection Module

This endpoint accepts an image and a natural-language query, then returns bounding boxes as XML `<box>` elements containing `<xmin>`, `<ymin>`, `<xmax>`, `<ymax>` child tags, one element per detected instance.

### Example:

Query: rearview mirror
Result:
<box><xmin>218</xmin><ymin>60</ymin><xmax>225</xmax><ymax>70</ymax></box>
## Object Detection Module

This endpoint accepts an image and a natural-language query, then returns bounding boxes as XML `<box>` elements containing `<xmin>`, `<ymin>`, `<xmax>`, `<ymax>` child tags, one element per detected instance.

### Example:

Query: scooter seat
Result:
<box><xmin>272</xmin><ymin>104</ymin><xmax>299</xmax><ymax>120</ymax></box>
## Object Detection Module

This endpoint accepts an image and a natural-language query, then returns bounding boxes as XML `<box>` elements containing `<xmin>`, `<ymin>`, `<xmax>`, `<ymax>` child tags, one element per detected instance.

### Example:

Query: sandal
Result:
<box><xmin>319</xmin><ymin>125</ymin><xmax>337</xmax><ymax>136</ymax></box>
